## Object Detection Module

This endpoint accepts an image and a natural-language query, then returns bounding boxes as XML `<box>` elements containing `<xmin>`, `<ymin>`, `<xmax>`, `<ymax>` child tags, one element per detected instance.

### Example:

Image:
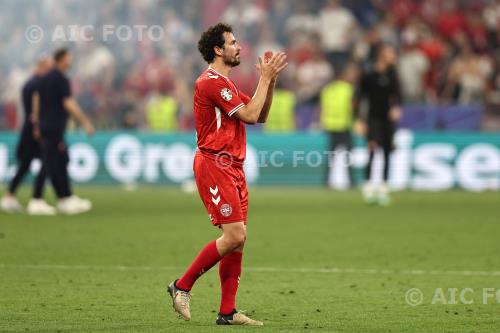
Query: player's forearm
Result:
<box><xmin>257</xmin><ymin>79</ymin><xmax>275</xmax><ymax>123</ymax></box>
<box><xmin>240</xmin><ymin>77</ymin><xmax>272</xmax><ymax>124</ymax></box>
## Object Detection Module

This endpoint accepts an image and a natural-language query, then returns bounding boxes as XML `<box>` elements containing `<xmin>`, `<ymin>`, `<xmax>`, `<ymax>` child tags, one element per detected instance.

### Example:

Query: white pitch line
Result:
<box><xmin>1</xmin><ymin>263</ymin><xmax>500</xmax><ymax>277</ymax></box>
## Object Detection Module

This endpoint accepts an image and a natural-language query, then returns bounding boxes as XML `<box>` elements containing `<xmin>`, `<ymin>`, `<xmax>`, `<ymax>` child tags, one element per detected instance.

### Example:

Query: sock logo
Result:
<box><xmin>210</xmin><ymin>185</ymin><xmax>220</xmax><ymax>205</ymax></box>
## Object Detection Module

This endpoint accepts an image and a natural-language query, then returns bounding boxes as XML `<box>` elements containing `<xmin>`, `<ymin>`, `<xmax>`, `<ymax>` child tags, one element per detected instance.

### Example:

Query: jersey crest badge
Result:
<box><xmin>220</xmin><ymin>88</ymin><xmax>232</xmax><ymax>101</ymax></box>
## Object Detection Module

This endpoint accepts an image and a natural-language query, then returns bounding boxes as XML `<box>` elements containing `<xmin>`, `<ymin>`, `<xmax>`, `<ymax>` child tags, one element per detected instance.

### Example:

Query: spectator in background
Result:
<box><xmin>221</xmin><ymin>0</ymin><xmax>266</xmax><ymax>42</ymax></box>
<box><xmin>398</xmin><ymin>28</ymin><xmax>430</xmax><ymax>103</ymax></box>
<box><xmin>387</xmin><ymin>0</ymin><xmax>419</xmax><ymax>27</ymax></box>
<box><xmin>74</xmin><ymin>40</ymin><xmax>115</xmax><ymax>92</ymax></box>
<box><xmin>161</xmin><ymin>8</ymin><xmax>195</xmax><ymax>66</ymax></box>
<box><xmin>417</xmin><ymin>28</ymin><xmax>447</xmax><ymax>102</ymax></box>
<box><xmin>443</xmin><ymin>42</ymin><xmax>488</xmax><ymax>105</ymax></box>
<box><xmin>376</xmin><ymin>13</ymin><xmax>399</xmax><ymax>46</ymax></box>
<box><xmin>484</xmin><ymin>49</ymin><xmax>500</xmax><ymax>130</ymax></box>
<box><xmin>483</xmin><ymin>0</ymin><xmax>500</xmax><ymax>50</ymax></box>
<box><xmin>269</xmin><ymin>0</ymin><xmax>293</xmax><ymax>45</ymax></box>
<box><xmin>319</xmin><ymin>0</ymin><xmax>357</xmax><ymax>74</ymax></box>
<box><xmin>263</xmin><ymin>81</ymin><xmax>296</xmax><ymax>133</ymax></box>
<box><xmin>285</xmin><ymin>2</ymin><xmax>318</xmax><ymax>39</ymax></box>
<box><xmin>436</xmin><ymin>1</ymin><xmax>466</xmax><ymax>42</ymax></box>
<box><xmin>320</xmin><ymin>63</ymin><xmax>360</xmax><ymax>188</ymax></box>
<box><xmin>294</xmin><ymin>39</ymin><xmax>333</xmax><ymax>129</ymax></box>
<box><xmin>466</xmin><ymin>11</ymin><xmax>488</xmax><ymax>53</ymax></box>
<box><xmin>145</xmin><ymin>90</ymin><xmax>178</xmax><ymax>132</ymax></box>
<box><xmin>346</xmin><ymin>0</ymin><xmax>379</xmax><ymax>28</ymax></box>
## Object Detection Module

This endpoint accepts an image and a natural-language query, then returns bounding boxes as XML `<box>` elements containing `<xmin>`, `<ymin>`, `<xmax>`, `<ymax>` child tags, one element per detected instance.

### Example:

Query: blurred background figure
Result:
<box><xmin>263</xmin><ymin>81</ymin><xmax>296</xmax><ymax>133</ymax></box>
<box><xmin>145</xmin><ymin>90</ymin><xmax>178</xmax><ymax>132</ymax></box>
<box><xmin>398</xmin><ymin>24</ymin><xmax>430</xmax><ymax>104</ymax></box>
<box><xmin>320</xmin><ymin>63</ymin><xmax>360</xmax><ymax>188</ymax></box>
<box><xmin>0</xmin><ymin>56</ymin><xmax>53</xmax><ymax>215</ymax></box>
<box><xmin>319</xmin><ymin>0</ymin><xmax>358</xmax><ymax>74</ymax></box>
<box><xmin>37</xmin><ymin>49</ymin><xmax>95</xmax><ymax>215</ymax></box>
<box><xmin>443</xmin><ymin>42</ymin><xmax>488</xmax><ymax>105</ymax></box>
<box><xmin>358</xmin><ymin>44</ymin><xmax>402</xmax><ymax>205</ymax></box>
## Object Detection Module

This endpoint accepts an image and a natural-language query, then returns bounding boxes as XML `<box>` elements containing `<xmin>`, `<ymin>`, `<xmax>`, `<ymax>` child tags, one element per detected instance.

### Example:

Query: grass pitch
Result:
<box><xmin>0</xmin><ymin>186</ymin><xmax>499</xmax><ymax>332</ymax></box>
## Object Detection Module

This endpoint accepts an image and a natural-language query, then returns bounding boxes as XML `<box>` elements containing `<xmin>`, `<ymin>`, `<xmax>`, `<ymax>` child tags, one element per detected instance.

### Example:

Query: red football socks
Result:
<box><xmin>176</xmin><ymin>240</ymin><xmax>222</xmax><ymax>291</ymax></box>
<box><xmin>218</xmin><ymin>251</ymin><xmax>243</xmax><ymax>315</ymax></box>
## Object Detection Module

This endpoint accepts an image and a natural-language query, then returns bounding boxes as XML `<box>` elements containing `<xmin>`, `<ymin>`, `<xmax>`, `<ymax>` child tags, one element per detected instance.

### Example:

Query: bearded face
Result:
<box><xmin>221</xmin><ymin>32</ymin><xmax>241</xmax><ymax>67</ymax></box>
<box><xmin>222</xmin><ymin>51</ymin><xmax>240</xmax><ymax>67</ymax></box>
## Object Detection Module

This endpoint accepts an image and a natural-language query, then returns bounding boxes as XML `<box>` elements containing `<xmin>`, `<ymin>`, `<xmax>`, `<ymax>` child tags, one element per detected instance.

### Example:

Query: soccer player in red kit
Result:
<box><xmin>167</xmin><ymin>23</ymin><xmax>287</xmax><ymax>326</ymax></box>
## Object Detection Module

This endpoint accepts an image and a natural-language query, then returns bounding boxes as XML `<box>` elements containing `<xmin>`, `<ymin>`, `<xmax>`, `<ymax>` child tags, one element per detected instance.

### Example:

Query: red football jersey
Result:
<box><xmin>193</xmin><ymin>67</ymin><xmax>251</xmax><ymax>165</ymax></box>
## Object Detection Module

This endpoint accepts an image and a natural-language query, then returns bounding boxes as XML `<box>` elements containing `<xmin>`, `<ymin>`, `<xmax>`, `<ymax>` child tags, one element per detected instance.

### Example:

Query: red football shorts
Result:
<box><xmin>193</xmin><ymin>152</ymin><xmax>248</xmax><ymax>226</ymax></box>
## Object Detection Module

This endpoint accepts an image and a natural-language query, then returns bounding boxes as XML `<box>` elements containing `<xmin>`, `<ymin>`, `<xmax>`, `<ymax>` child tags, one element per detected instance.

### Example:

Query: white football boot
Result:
<box><xmin>27</xmin><ymin>199</ymin><xmax>57</xmax><ymax>216</ymax></box>
<box><xmin>167</xmin><ymin>280</ymin><xmax>192</xmax><ymax>321</ymax></box>
<box><xmin>216</xmin><ymin>310</ymin><xmax>264</xmax><ymax>326</ymax></box>
<box><xmin>0</xmin><ymin>195</ymin><xmax>23</xmax><ymax>213</ymax></box>
<box><xmin>58</xmin><ymin>195</ymin><xmax>92</xmax><ymax>215</ymax></box>
<box><xmin>377</xmin><ymin>184</ymin><xmax>392</xmax><ymax>206</ymax></box>
<box><xmin>362</xmin><ymin>183</ymin><xmax>377</xmax><ymax>205</ymax></box>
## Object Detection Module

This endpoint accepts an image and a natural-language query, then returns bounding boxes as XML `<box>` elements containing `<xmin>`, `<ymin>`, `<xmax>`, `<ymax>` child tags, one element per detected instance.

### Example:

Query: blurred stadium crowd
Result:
<box><xmin>1</xmin><ymin>0</ymin><xmax>499</xmax><ymax>131</ymax></box>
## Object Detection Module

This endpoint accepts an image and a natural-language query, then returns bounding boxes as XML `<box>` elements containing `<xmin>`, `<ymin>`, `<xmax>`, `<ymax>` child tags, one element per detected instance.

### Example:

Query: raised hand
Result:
<box><xmin>256</xmin><ymin>51</ymin><xmax>288</xmax><ymax>80</ymax></box>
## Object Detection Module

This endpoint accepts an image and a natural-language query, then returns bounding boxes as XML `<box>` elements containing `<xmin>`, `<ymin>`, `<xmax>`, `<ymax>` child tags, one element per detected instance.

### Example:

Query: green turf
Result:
<box><xmin>0</xmin><ymin>186</ymin><xmax>499</xmax><ymax>332</ymax></box>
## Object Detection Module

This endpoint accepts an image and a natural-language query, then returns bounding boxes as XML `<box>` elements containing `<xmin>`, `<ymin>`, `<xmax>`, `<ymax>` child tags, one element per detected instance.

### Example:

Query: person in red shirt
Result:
<box><xmin>167</xmin><ymin>23</ymin><xmax>287</xmax><ymax>326</ymax></box>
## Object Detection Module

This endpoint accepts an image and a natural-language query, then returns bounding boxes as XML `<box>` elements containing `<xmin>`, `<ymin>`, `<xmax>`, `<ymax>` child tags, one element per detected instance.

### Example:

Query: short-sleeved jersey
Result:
<box><xmin>37</xmin><ymin>68</ymin><xmax>71</xmax><ymax>134</ymax></box>
<box><xmin>193</xmin><ymin>67</ymin><xmax>251</xmax><ymax>165</ymax></box>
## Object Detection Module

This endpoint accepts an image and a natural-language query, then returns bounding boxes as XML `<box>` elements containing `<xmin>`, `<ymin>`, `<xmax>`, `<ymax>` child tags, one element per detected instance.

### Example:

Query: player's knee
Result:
<box><xmin>225</xmin><ymin>228</ymin><xmax>246</xmax><ymax>249</ymax></box>
<box><xmin>221</xmin><ymin>222</ymin><xmax>246</xmax><ymax>250</ymax></box>
<box><xmin>229</xmin><ymin>232</ymin><xmax>246</xmax><ymax>249</ymax></box>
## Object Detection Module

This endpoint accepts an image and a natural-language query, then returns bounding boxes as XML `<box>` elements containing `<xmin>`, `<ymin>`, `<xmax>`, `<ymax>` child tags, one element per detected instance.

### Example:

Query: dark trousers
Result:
<box><xmin>8</xmin><ymin>130</ymin><xmax>47</xmax><ymax>198</ymax></box>
<box><xmin>365</xmin><ymin>148</ymin><xmax>391</xmax><ymax>182</ymax></box>
<box><xmin>40</xmin><ymin>131</ymin><xmax>72</xmax><ymax>199</ymax></box>
<box><xmin>365</xmin><ymin>119</ymin><xmax>395</xmax><ymax>182</ymax></box>
<box><xmin>325</xmin><ymin>130</ymin><xmax>354</xmax><ymax>187</ymax></box>
<box><xmin>8</xmin><ymin>156</ymin><xmax>47</xmax><ymax>198</ymax></box>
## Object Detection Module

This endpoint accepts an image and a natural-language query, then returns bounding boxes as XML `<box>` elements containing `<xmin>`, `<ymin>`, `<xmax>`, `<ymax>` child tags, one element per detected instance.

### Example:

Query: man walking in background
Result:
<box><xmin>358</xmin><ymin>44</ymin><xmax>402</xmax><ymax>205</ymax></box>
<box><xmin>35</xmin><ymin>48</ymin><xmax>95</xmax><ymax>215</ymax></box>
<box><xmin>0</xmin><ymin>56</ymin><xmax>55</xmax><ymax>215</ymax></box>
<box><xmin>320</xmin><ymin>63</ymin><xmax>360</xmax><ymax>188</ymax></box>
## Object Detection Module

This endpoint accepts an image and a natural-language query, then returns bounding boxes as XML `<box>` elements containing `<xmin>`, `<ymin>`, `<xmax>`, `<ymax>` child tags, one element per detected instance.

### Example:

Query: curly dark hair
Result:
<box><xmin>198</xmin><ymin>23</ymin><xmax>233</xmax><ymax>64</ymax></box>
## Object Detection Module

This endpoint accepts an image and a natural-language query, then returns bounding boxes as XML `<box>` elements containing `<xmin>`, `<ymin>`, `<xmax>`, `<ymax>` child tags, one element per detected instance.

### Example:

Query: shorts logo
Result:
<box><xmin>220</xmin><ymin>203</ymin><xmax>232</xmax><ymax>217</ymax></box>
<box><xmin>210</xmin><ymin>185</ymin><xmax>220</xmax><ymax>205</ymax></box>
<box><xmin>220</xmin><ymin>88</ymin><xmax>232</xmax><ymax>101</ymax></box>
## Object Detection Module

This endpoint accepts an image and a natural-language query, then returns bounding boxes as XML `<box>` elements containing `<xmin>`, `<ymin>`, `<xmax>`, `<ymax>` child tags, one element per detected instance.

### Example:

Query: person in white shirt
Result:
<box><xmin>319</xmin><ymin>0</ymin><xmax>357</xmax><ymax>74</ymax></box>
